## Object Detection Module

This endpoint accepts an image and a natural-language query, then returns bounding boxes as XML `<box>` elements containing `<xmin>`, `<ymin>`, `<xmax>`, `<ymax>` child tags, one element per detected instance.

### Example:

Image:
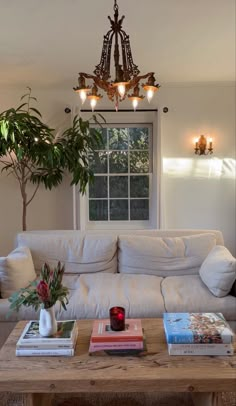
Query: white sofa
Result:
<box><xmin>0</xmin><ymin>229</ymin><xmax>235</xmax><ymax>348</ymax></box>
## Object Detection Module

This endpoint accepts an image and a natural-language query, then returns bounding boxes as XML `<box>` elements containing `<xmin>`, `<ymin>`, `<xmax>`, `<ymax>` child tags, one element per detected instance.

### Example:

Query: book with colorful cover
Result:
<box><xmin>17</xmin><ymin>320</ymin><xmax>78</xmax><ymax>348</ymax></box>
<box><xmin>163</xmin><ymin>313</ymin><xmax>234</xmax><ymax>344</ymax></box>
<box><xmin>167</xmin><ymin>343</ymin><xmax>234</xmax><ymax>356</ymax></box>
<box><xmin>90</xmin><ymin>319</ymin><xmax>143</xmax><ymax>343</ymax></box>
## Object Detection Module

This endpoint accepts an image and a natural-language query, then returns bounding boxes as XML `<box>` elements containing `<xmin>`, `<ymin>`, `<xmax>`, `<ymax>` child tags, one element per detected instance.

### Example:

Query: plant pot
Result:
<box><xmin>39</xmin><ymin>306</ymin><xmax>57</xmax><ymax>337</ymax></box>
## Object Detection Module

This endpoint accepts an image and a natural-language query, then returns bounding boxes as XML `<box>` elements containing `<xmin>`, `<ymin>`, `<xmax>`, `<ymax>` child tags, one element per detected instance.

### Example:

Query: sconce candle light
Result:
<box><xmin>194</xmin><ymin>135</ymin><xmax>213</xmax><ymax>155</ymax></box>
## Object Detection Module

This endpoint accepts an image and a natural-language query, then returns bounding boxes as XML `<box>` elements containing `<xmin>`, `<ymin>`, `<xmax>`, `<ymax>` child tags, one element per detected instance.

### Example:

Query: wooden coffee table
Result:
<box><xmin>0</xmin><ymin>319</ymin><xmax>235</xmax><ymax>406</ymax></box>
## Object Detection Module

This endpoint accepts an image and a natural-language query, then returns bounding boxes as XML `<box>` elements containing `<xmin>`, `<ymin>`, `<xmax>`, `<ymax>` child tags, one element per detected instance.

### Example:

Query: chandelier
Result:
<box><xmin>73</xmin><ymin>0</ymin><xmax>160</xmax><ymax>111</ymax></box>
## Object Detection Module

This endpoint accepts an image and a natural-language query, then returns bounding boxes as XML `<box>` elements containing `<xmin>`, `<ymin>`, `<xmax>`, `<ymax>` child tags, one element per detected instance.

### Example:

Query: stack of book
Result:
<box><xmin>16</xmin><ymin>320</ymin><xmax>78</xmax><ymax>356</ymax></box>
<box><xmin>89</xmin><ymin>319</ymin><xmax>144</xmax><ymax>354</ymax></box>
<box><xmin>163</xmin><ymin>312</ymin><xmax>234</xmax><ymax>356</ymax></box>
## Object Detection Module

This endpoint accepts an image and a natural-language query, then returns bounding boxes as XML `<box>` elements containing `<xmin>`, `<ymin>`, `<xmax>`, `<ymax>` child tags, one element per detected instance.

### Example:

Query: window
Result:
<box><xmin>88</xmin><ymin>124</ymin><xmax>153</xmax><ymax>223</ymax></box>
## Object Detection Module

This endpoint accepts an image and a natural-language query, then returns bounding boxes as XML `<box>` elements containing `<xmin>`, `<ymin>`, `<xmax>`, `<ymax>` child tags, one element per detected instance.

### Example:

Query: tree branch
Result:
<box><xmin>26</xmin><ymin>183</ymin><xmax>40</xmax><ymax>207</ymax></box>
<box><xmin>8</xmin><ymin>153</ymin><xmax>22</xmax><ymax>186</ymax></box>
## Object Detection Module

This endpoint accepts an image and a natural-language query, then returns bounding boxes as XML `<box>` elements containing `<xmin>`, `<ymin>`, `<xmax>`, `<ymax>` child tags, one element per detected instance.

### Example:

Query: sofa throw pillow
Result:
<box><xmin>0</xmin><ymin>246</ymin><xmax>36</xmax><ymax>299</ymax></box>
<box><xmin>118</xmin><ymin>233</ymin><xmax>216</xmax><ymax>277</ymax></box>
<box><xmin>199</xmin><ymin>245</ymin><xmax>236</xmax><ymax>298</ymax></box>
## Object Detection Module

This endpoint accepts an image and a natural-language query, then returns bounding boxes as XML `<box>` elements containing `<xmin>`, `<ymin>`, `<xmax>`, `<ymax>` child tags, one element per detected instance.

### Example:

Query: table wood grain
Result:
<box><xmin>0</xmin><ymin>319</ymin><xmax>235</xmax><ymax>406</ymax></box>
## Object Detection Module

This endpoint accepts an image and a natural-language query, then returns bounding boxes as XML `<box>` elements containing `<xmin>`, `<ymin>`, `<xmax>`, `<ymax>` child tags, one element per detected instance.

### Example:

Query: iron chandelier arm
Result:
<box><xmin>126</xmin><ymin>72</ymin><xmax>160</xmax><ymax>91</ymax></box>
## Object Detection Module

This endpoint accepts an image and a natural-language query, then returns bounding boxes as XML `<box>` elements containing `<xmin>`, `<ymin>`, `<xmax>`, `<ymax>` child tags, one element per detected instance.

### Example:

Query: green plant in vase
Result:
<box><xmin>9</xmin><ymin>262</ymin><xmax>69</xmax><ymax>336</ymax></box>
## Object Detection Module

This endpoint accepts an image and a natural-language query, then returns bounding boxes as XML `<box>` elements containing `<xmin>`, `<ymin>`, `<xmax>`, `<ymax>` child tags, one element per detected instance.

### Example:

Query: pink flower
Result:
<box><xmin>37</xmin><ymin>280</ymin><xmax>50</xmax><ymax>303</ymax></box>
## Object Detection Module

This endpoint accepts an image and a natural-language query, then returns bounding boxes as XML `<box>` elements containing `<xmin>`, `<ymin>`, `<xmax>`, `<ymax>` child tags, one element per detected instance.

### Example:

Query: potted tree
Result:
<box><xmin>0</xmin><ymin>88</ymin><xmax>103</xmax><ymax>230</ymax></box>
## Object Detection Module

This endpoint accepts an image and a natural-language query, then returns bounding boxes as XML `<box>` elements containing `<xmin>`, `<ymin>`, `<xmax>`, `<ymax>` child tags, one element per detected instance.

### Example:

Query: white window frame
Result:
<box><xmin>73</xmin><ymin>110</ymin><xmax>160</xmax><ymax>230</ymax></box>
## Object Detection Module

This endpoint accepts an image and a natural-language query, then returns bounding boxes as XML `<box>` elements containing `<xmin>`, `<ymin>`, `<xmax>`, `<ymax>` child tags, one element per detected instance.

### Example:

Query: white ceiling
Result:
<box><xmin>0</xmin><ymin>0</ymin><xmax>235</xmax><ymax>90</ymax></box>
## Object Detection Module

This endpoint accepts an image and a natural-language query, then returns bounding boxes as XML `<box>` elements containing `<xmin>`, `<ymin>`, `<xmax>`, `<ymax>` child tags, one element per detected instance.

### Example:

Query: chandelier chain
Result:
<box><xmin>114</xmin><ymin>0</ymin><xmax>118</xmax><ymax>12</ymax></box>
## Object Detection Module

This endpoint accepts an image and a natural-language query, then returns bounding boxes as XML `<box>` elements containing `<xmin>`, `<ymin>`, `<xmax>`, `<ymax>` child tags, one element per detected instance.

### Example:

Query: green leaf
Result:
<box><xmin>1</xmin><ymin>121</ymin><xmax>8</xmax><ymax>139</ymax></box>
<box><xmin>16</xmin><ymin>103</ymin><xmax>27</xmax><ymax>111</ymax></box>
<box><xmin>29</xmin><ymin>107</ymin><xmax>42</xmax><ymax>117</ymax></box>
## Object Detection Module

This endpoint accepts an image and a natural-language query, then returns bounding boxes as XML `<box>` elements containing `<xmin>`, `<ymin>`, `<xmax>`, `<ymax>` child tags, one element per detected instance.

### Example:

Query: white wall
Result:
<box><xmin>158</xmin><ymin>84</ymin><xmax>236</xmax><ymax>255</ymax></box>
<box><xmin>0</xmin><ymin>84</ymin><xmax>235</xmax><ymax>255</ymax></box>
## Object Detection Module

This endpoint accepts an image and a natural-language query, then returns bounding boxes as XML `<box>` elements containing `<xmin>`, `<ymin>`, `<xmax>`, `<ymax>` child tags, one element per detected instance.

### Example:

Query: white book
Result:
<box><xmin>17</xmin><ymin>328</ymin><xmax>78</xmax><ymax>350</ymax></box>
<box><xmin>16</xmin><ymin>348</ymin><xmax>74</xmax><ymax>357</ymax></box>
<box><xmin>168</xmin><ymin>343</ymin><xmax>234</xmax><ymax>356</ymax></box>
<box><xmin>17</xmin><ymin>320</ymin><xmax>77</xmax><ymax>347</ymax></box>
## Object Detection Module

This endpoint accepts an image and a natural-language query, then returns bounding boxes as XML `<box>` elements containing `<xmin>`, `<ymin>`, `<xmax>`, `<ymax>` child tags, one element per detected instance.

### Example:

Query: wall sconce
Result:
<box><xmin>194</xmin><ymin>135</ymin><xmax>213</xmax><ymax>155</ymax></box>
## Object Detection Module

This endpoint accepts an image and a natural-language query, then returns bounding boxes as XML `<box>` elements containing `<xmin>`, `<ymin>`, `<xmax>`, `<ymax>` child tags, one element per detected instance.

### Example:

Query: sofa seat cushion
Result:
<box><xmin>0</xmin><ymin>298</ymin><xmax>39</xmax><ymax>322</ymax></box>
<box><xmin>119</xmin><ymin>233</ymin><xmax>217</xmax><ymax>277</ymax></box>
<box><xmin>161</xmin><ymin>275</ymin><xmax>236</xmax><ymax>321</ymax></box>
<box><xmin>17</xmin><ymin>232</ymin><xmax>117</xmax><ymax>274</ymax></box>
<box><xmin>0</xmin><ymin>274</ymin><xmax>165</xmax><ymax>322</ymax></box>
<box><xmin>0</xmin><ymin>286</ymin><xmax>78</xmax><ymax>322</ymax></box>
<box><xmin>63</xmin><ymin>273</ymin><xmax>165</xmax><ymax>319</ymax></box>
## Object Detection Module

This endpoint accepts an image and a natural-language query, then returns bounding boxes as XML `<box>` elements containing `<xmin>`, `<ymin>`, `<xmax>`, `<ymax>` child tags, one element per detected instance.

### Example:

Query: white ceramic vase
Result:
<box><xmin>39</xmin><ymin>306</ymin><xmax>57</xmax><ymax>337</ymax></box>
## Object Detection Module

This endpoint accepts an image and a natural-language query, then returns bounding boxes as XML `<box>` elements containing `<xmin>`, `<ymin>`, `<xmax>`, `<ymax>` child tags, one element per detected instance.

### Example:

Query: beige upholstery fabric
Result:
<box><xmin>0</xmin><ymin>247</ymin><xmax>36</xmax><ymax>299</ymax></box>
<box><xmin>75</xmin><ymin>273</ymin><xmax>165</xmax><ymax>319</ymax></box>
<box><xmin>161</xmin><ymin>275</ymin><xmax>236</xmax><ymax>321</ymax></box>
<box><xmin>199</xmin><ymin>246</ymin><xmax>236</xmax><ymax>297</ymax></box>
<box><xmin>118</xmin><ymin>233</ymin><xmax>217</xmax><ymax>276</ymax></box>
<box><xmin>16</xmin><ymin>232</ymin><xmax>117</xmax><ymax>274</ymax></box>
<box><xmin>0</xmin><ymin>273</ymin><xmax>165</xmax><ymax>321</ymax></box>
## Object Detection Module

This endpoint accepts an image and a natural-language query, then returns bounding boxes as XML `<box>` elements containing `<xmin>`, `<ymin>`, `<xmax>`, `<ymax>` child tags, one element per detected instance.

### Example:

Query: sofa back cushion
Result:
<box><xmin>118</xmin><ymin>233</ymin><xmax>217</xmax><ymax>276</ymax></box>
<box><xmin>17</xmin><ymin>232</ymin><xmax>117</xmax><ymax>274</ymax></box>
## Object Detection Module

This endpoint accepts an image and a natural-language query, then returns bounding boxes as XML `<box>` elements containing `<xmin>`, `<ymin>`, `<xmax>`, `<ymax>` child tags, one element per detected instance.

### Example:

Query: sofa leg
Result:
<box><xmin>23</xmin><ymin>393</ymin><xmax>54</xmax><ymax>406</ymax></box>
<box><xmin>191</xmin><ymin>392</ymin><xmax>223</xmax><ymax>406</ymax></box>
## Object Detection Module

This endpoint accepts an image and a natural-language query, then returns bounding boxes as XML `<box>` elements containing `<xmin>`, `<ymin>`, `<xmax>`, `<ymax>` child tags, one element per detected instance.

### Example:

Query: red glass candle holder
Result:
<box><xmin>109</xmin><ymin>306</ymin><xmax>125</xmax><ymax>331</ymax></box>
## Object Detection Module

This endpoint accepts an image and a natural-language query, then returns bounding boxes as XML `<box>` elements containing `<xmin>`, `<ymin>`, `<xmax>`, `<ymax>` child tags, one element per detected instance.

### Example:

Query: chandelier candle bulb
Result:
<box><xmin>90</xmin><ymin>98</ymin><xmax>97</xmax><ymax>112</ymax></box>
<box><xmin>147</xmin><ymin>89</ymin><xmax>154</xmax><ymax>103</ymax></box>
<box><xmin>117</xmin><ymin>84</ymin><xmax>126</xmax><ymax>98</ymax></box>
<box><xmin>132</xmin><ymin>99</ymin><xmax>139</xmax><ymax>111</ymax></box>
<box><xmin>79</xmin><ymin>90</ymin><xmax>87</xmax><ymax>104</ymax></box>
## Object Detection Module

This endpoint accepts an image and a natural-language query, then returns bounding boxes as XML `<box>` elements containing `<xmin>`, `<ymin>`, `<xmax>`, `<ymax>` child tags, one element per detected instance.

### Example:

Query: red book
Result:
<box><xmin>90</xmin><ymin>319</ymin><xmax>143</xmax><ymax>343</ymax></box>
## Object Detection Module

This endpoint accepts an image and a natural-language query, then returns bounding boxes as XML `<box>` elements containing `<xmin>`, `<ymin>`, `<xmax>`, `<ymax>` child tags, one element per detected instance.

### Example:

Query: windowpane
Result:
<box><xmin>108</xmin><ymin>128</ymin><xmax>128</xmax><ymax>150</ymax></box>
<box><xmin>89</xmin><ymin>176</ymin><xmax>107</xmax><ymax>198</ymax></box>
<box><xmin>109</xmin><ymin>151</ymin><xmax>128</xmax><ymax>173</ymax></box>
<box><xmin>130</xmin><ymin>151</ymin><xmax>149</xmax><ymax>173</ymax></box>
<box><xmin>130</xmin><ymin>176</ymin><xmax>149</xmax><ymax>198</ymax></box>
<box><xmin>110</xmin><ymin>176</ymin><xmax>128</xmax><ymax>198</ymax></box>
<box><xmin>89</xmin><ymin>200</ymin><xmax>108</xmax><ymax>221</ymax></box>
<box><xmin>89</xmin><ymin>151</ymin><xmax>107</xmax><ymax>173</ymax></box>
<box><xmin>90</xmin><ymin>128</ymin><xmax>107</xmax><ymax>150</ymax></box>
<box><xmin>130</xmin><ymin>199</ymin><xmax>149</xmax><ymax>220</ymax></box>
<box><xmin>110</xmin><ymin>200</ymin><xmax>128</xmax><ymax>220</ymax></box>
<box><xmin>129</xmin><ymin>128</ymin><xmax>149</xmax><ymax>150</ymax></box>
